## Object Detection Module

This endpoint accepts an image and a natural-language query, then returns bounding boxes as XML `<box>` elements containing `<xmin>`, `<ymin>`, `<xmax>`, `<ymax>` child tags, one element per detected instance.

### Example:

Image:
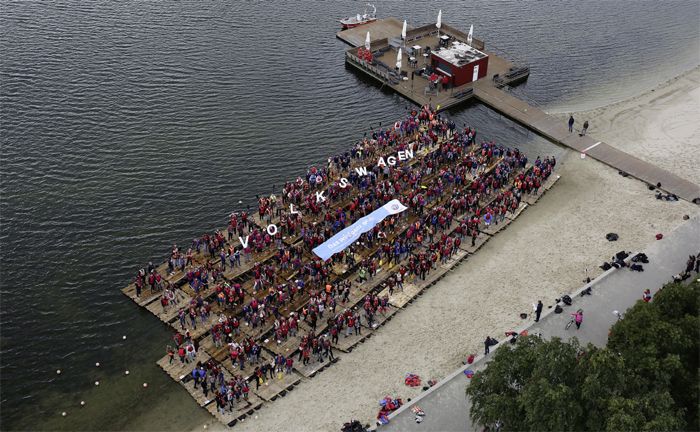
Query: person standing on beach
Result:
<box><xmin>484</xmin><ymin>336</ymin><xmax>493</xmax><ymax>355</ymax></box>
<box><xmin>568</xmin><ymin>115</ymin><xmax>574</xmax><ymax>133</ymax></box>
<box><xmin>572</xmin><ymin>309</ymin><xmax>584</xmax><ymax>329</ymax></box>
<box><xmin>580</xmin><ymin>120</ymin><xmax>589</xmax><ymax>136</ymax></box>
<box><xmin>534</xmin><ymin>300</ymin><xmax>543</xmax><ymax>322</ymax></box>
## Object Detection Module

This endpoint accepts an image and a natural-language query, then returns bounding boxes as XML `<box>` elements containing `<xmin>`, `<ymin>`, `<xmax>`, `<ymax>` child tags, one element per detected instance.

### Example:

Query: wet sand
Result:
<box><xmin>194</xmin><ymin>68</ymin><xmax>699</xmax><ymax>432</ymax></box>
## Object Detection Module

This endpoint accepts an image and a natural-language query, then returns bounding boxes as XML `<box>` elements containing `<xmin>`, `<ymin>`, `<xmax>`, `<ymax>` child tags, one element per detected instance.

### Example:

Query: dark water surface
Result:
<box><xmin>1</xmin><ymin>1</ymin><xmax>698</xmax><ymax>430</ymax></box>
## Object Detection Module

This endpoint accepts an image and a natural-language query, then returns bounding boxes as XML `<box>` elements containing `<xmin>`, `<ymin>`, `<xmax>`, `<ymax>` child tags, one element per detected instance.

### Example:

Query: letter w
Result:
<box><xmin>354</xmin><ymin>166</ymin><xmax>369</xmax><ymax>176</ymax></box>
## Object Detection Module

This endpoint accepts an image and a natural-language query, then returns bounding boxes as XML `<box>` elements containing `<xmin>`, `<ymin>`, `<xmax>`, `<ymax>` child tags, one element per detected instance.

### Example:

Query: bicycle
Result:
<box><xmin>565</xmin><ymin>316</ymin><xmax>575</xmax><ymax>330</ymax></box>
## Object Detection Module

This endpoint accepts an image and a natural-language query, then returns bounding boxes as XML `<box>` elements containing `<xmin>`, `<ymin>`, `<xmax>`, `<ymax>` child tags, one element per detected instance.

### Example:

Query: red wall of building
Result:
<box><xmin>431</xmin><ymin>55</ymin><xmax>489</xmax><ymax>86</ymax></box>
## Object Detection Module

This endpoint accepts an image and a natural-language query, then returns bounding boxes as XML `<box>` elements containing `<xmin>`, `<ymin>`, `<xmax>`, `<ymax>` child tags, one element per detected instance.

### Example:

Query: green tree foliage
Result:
<box><xmin>467</xmin><ymin>280</ymin><xmax>699</xmax><ymax>431</ymax></box>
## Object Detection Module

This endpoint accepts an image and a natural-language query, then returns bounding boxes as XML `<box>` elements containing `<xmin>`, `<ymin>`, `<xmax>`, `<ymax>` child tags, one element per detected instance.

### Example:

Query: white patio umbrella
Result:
<box><xmin>396</xmin><ymin>48</ymin><xmax>402</xmax><ymax>70</ymax></box>
<box><xmin>365</xmin><ymin>31</ymin><xmax>371</xmax><ymax>50</ymax></box>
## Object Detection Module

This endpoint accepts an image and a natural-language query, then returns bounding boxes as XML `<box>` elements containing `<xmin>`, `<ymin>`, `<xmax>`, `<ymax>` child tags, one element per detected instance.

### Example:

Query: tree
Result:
<box><xmin>467</xmin><ymin>280</ymin><xmax>699</xmax><ymax>431</ymax></box>
<box><xmin>466</xmin><ymin>336</ymin><xmax>587</xmax><ymax>431</ymax></box>
<box><xmin>607</xmin><ymin>280</ymin><xmax>699</xmax><ymax>431</ymax></box>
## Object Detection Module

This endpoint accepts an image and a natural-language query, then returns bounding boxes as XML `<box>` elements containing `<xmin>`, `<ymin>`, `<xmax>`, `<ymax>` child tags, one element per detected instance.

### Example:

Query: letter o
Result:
<box><xmin>266</xmin><ymin>224</ymin><xmax>278</xmax><ymax>236</ymax></box>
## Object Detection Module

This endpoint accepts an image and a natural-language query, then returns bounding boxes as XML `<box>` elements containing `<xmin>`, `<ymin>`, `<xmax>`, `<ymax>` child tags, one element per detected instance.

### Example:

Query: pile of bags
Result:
<box><xmin>404</xmin><ymin>373</ymin><xmax>422</xmax><ymax>387</ymax></box>
<box><xmin>377</xmin><ymin>396</ymin><xmax>403</xmax><ymax>424</ymax></box>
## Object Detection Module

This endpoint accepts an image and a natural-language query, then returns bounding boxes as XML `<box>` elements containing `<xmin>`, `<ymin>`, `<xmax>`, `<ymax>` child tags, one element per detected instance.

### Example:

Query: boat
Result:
<box><xmin>339</xmin><ymin>3</ymin><xmax>377</xmax><ymax>29</ymax></box>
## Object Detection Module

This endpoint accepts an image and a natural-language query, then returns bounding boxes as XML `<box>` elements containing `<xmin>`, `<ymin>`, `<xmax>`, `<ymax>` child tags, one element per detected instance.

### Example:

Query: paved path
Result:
<box><xmin>473</xmin><ymin>83</ymin><xmax>700</xmax><ymax>203</ymax></box>
<box><xmin>379</xmin><ymin>213</ymin><xmax>700</xmax><ymax>432</ymax></box>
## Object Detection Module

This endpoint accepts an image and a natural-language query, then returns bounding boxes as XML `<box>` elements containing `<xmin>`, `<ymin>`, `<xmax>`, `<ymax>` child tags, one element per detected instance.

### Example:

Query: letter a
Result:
<box><xmin>377</xmin><ymin>157</ymin><xmax>386</xmax><ymax>167</ymax></box>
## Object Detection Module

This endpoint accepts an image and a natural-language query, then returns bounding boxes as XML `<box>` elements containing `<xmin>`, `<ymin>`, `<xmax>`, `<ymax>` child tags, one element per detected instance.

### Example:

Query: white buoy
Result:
<box><xmin>95</xmin><ymin>381</ymin><xmax>100</xmax><ymax>386</ymax></box>
<box><xmin>56</xmin><ymin>369</ymin><xmax>61</xmax><ymax>374</ymax></box>
<box><xmin>80</xmin><ymin>401</ymin><xmax>85</xmax><ymax>406</ymax></box>
<box><xmin>125</xmin><ymin>370</ymin><xmax>130</xmax><ymax>375</ymax></box>
<box><xmin>95</xmin><ymin>362</ymin><xmax>100</xmax><ymax>367</ymax></box>
<box><xmin>122</xmin><ymin>335</ymin><xmax>127</xmax><ymax>340</ymax></box>
<box><xmin>62</xmin><ymin>412</ymin><xmax>67</xmax><ymax>417</ymax></box>
<box><xmin>143</xmin><ymin>382</ymin><xmax>148</xmax><ymax>388</ymax></box>
<box><xmin>203</xmin><ymin>425</ymin><xmax>208</xmax><ymax>430</ymax></box>
<box><xmin>255</xmin><ymin>415</ymin><xmax>258</xmax><ymax>419</ymax></box>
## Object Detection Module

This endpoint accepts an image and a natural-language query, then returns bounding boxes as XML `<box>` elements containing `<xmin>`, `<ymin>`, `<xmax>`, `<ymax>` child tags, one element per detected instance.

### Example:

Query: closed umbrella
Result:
<box><xmin>401</xmin><ymin>20</ymin><xmax>407</xmax><ymax>40</ymax></box>
<box><xmin>396</xmin><ymin>48</ymin><xmax>402</xmax><ymax>70</ymax></box>
<box><xmin>436</xmin><ymin>10</ymin><xmax>442</xmax><ymax>29</ymax></box>
<box><xmin>365</xmin><ymin>31</ymin><xmax>371</xmax><ymax>50</ymax></box>
<box><xmin>467</xmin><ymin>24</ymin><xmax>473</xmax><ymax>45</ymax></box>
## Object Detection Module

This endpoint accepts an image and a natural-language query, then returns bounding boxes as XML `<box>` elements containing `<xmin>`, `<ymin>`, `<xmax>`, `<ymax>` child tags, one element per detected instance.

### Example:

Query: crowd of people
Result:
<box><xmin>141</xmin><ymin>104</ymin><xmax>557</xmax><ymax>398</ymax></box>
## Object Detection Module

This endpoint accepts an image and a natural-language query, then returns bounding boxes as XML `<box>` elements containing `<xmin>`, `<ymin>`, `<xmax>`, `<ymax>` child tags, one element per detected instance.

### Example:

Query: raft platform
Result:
<box><xmin>341</xmin><ymin>19</ymin><xmax>700</xmax><ymax>203</ymax></box>
<box><xmin>134</xmin><ymin>164</ymin><xmax>559</xmax><ymax>427</ymax></box>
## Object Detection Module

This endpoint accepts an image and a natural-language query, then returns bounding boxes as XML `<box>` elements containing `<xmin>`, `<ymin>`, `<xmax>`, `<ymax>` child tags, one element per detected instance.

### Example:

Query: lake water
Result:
<box><xmin>1</xmin><ymin>1</ymin><xmax>698</xmax><ymax>430</ymax></box>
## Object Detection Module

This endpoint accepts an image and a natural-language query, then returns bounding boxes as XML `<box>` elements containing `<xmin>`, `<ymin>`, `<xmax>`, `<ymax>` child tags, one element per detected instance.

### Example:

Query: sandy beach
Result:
<box><xmin>196</xmin><ymin>68</ymin><xmax>700</xmax><ymax>432</ymax></box>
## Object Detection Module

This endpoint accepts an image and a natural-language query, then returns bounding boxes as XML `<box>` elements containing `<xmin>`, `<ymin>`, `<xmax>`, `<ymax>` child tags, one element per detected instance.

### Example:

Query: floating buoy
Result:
<box><xmin>203</xmin><ymin>425</ymin><xmax>208</xmax><ymax>430</ymax></box>
<box><xmin>95</xmin><ymin>362</ymin><xmax>100</xmax><ymax>367</ymax></box>
<box><xmin>125</xmin><ymin>370</ymin><xmax>130</xmax><ymax>375</ymax></box>
<box><xmin>255</xmin><ymin>415</ymin><xmax>258</xmax><ymax>419</ymax></box>
<box><xmin>95</xmin><ymin>381</ymin><xmax>100</xmax><ymax>386</ymax></box>
<box><xmin>56</xmin><ymin>369</ymin><xmax>61</xmax><ymax>375</ymax></box>
<box><xmin>143</xmin><ymin>383</ymin><xmax>148</xmax><ymax>388</ymax></box>
<box><xmin>62</xmin><ymin>412</ymin><xmax>67</xmax><ymax>417</ymax></box>
<box><xmin>80</xmin><ymin>401</ymin><xmax>85</xmax><ymax>406</ymax></box>
<box><xmin>122</xmin><ymin>335</ymin><xmax>127</xmax><ymax>340</ymax></box>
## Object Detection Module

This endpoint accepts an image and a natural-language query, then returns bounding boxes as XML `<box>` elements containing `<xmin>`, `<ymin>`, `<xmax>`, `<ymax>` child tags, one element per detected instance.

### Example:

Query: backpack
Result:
<box><xmin>554</xmin><ymin>305</ymin><xmax>563</xmax><ymax>314</ymax></box>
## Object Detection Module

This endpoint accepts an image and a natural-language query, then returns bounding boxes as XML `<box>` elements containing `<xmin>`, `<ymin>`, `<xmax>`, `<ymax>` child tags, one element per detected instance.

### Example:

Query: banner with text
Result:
<box><xmin>312</xmin><ymin>199</ymin><xmax>408</xmax><ymax>261</ymax></box>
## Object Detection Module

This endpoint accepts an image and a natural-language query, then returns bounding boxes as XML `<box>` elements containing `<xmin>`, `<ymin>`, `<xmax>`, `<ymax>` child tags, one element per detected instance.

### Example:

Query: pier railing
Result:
<box><xmin>346</xmin><ymin>51</ymin><xmax>395</xmax><ymax>84</ymax></box>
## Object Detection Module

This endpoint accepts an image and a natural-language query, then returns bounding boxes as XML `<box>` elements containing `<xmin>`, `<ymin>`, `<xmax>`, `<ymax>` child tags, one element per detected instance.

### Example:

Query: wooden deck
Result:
<box><xmin>336</xmin><ymin>18</ymin><xmax>406</xmax><ymax>47</ymax></box>
<box><xmin>343</xmin><ymin>22</ymin><xmax>516</xmax><ymax>112</ymax></box>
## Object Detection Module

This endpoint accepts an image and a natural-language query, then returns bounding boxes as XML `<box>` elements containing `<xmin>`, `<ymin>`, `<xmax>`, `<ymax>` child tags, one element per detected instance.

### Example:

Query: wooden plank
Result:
<box><xmin>383</xmin><ymin>281</ymin><xmax>423</xmax><ymax>309</ymax></box>
<box><xmin>251</xmin><ymin>369</ymin><xmax>303</xmax><ymax>402</ymax></box>
<box><xmin>362</xmin><ymin>305</ymin><xmax>398</xmax><ymax>330</ymax></box>
<box><xmin>482</xmin><ymin>217</ymin><xmax>512</xmax><ymax>235</ymax></box>
<box><xmin>334</xmin><ymin>327</ymin><xmax>374</xmax><ymax>353</ymax></box>
<box><xmin>156</xmin><ymin>350</ymin><xmax>212</xmax><ymax>381</ymax></box>
<box><xmin>206</xmin><ymin>390</ymin><xmax>263</xmax><ymax>427</ymax></box>
<box><xmin>293</xmin><ymin>354</ymin><xmax>340</xmax><ymax>379</ymax></box>
<box><xmin>506</xmin><ymin>201</ymin><xmax>528</xmax><ymax>221</ymax></box>
<box><xmin>461</xmin><ymin>232</ymin><xmax>490</xmax><ymax>253</ymax></box>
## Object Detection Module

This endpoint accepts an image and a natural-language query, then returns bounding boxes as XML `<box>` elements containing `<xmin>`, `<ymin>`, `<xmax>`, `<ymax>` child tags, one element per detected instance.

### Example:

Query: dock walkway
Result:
<box><xmin>472</xmin><ymin>83</ymin><xmax>700</xmax><ymax>202</ymax></box>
